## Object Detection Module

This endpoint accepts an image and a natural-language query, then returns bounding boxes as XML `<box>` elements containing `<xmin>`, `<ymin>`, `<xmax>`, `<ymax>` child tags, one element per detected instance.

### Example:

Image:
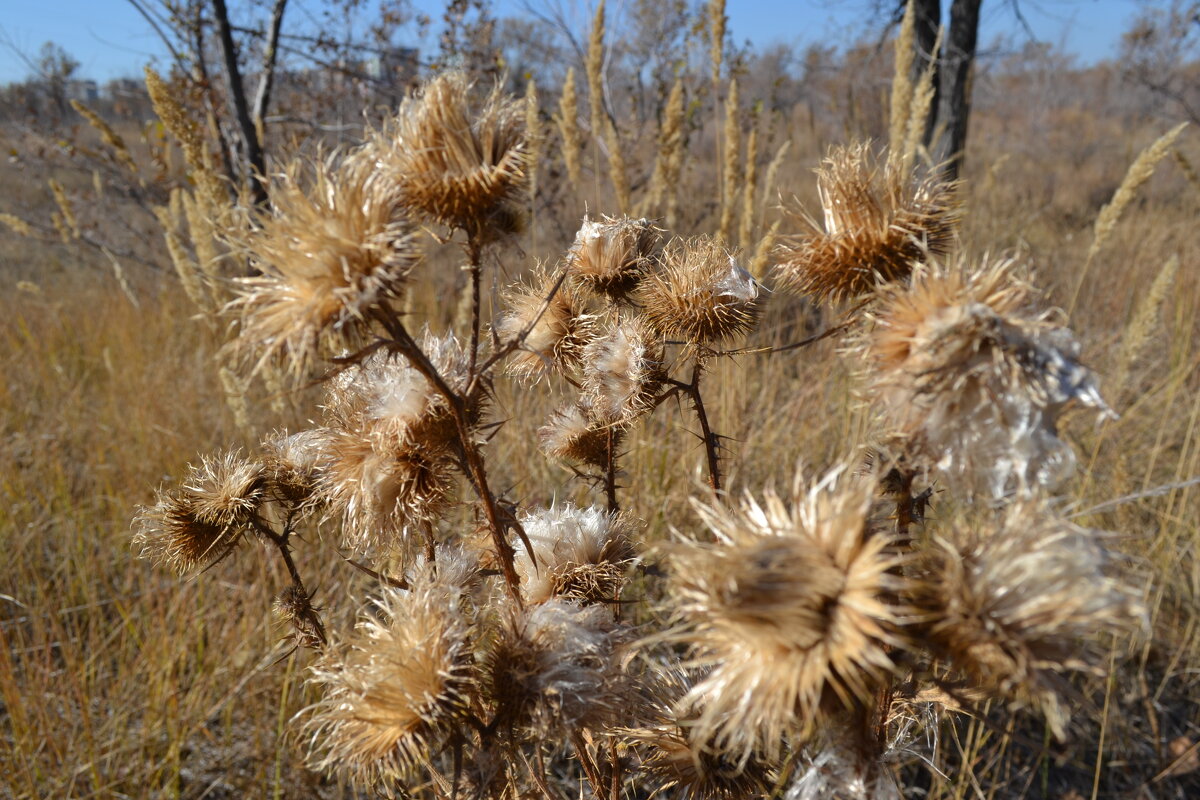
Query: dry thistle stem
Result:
<box><xmin>304</xmin><ymin>566</ymin><xmax>476</xmax><ymax>790</ymax></box>
<box><xmin>639</xmin><ymin>235</ymin><xmax>762</xmax><ymax>345</ymax></box>
<box><xmin>273</xmin><ymin>583</ymin><xmax>328</xmax><ymax>650</ymax></box>
<box><xmin>666</xmin><ymin>467</ymin><xmax>906</xmax><ymax>761</ymax></box>
<box><xmin>372</xmin><ymin>71</ymin><xmax>528</xmax><ymax>239</ymax></box>
<box><xmin>496</xmin><ymin>269</ymin><xmax>595</xmax><ymax>382</ymax></box>
<box><xmin>581</xmin><ymin>317</ymin><xmax>665</xmax><ymax>424</ymax></box>
<box><xmin>230</xmin><ymin>152</ymin><xmax>419</xmax><ymax>379</ymax></box>
<box><xmin>132</xmin><ymin>450</ymin><xmax>267</xmax><ymax>575</ymax></box>
<box><xmin>513</xmin><ymin>504</ymin><xmax>637</xmax><ymax>604</ymax></box>
<box><xmin>912</xmin><ymin>502</ymin><xmax>1146</xmax><ymax>738</ymax></box>
<box><xmin>773</xmin><ymin>142</ymin><xmax>960</xmax><ymax>303</ymax></box>
<box><xmin>866</xmin><ymin>257</ymin><xmax>1112</xmax><ymax>499</ymax></box>
<box><xmin>567</xmin><ymin>215</ymin><xmax>661</xmax><ymax>301</ymax></box>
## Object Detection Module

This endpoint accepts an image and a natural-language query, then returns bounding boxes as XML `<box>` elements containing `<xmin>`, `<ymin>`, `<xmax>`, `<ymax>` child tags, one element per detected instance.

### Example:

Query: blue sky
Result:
<box><xmin>0</xmin><ymin>1</ymin><xmax>1146</xmax><ymax>84</ymax></box>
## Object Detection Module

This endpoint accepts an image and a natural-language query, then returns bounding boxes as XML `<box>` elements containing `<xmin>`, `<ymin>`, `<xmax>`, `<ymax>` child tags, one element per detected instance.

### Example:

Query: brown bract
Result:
<box><xmin>538</xmin><ymin>400</ymin><xmax>619</xmax><ymax>469</ymax></box>
<box><xmin>372</xmin><ymin>71</ymin><xmax>528</xmax><ymax>239</ymax></box>
<box><xmin>230</xmin><ymin>153</ymin><xmax>419</xmax><ymax>380</ymax></box>
<box><xmin>639</xmin><ymin>236</ymin><xmax>761</xmax><ymax>345</ymax></box>
<box><xmin>667</xmin><ymin>467</ymin><xmax>905</xmax><ymax>761</ymax></box>
<box><xmin>567</xmin><ymin>215</ymin><xmax>661</xmax><ymax>300</ymax></box>
<box><xmin>773</xmin><ymin>142</ymin><xmax>960</xmax><ymax>303</ymax></box>
<box><xmin>497</xmin><ymin>269</ymin><xmax>595</xmax><ymax>382</ymax></box>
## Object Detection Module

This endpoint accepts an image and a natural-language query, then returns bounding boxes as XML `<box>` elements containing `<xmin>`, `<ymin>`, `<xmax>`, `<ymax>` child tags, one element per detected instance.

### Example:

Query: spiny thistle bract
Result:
<box><xmin>496</xmin><ymin>269</ymin><xmax>595</xmax><ymax>382</ymax></box>
<box><xmin>773</xmin><ymin>142</ymin><xmax>960</xmax><ymax>303</ymax></box>
<box><xmin>911</xmin><ymin>502</ymin><xmax>1145</xmax><ymax>738</ymax></box>
<box><xmin>865</xmin><ymin>257</ymin><xmax>1112</xmax><ymax>498</ymax></box>
<box><xmin>666</xmin><ymin>467</ymin><xmax>906</xmax><ymax>761</ymax></box>
<box><xmin>372</xmin><ymin>71</ymin><xmax>529</xmax><ymax>239</ymax></box>
<box><xmin>303</xmin><ymin>565</ymin><xmax>476</xmax><ymax>791</ymax></box>
<box><xmin>567</xmin><ymin>215</ymin><xmax>661</xmax><ymax>300</ymax></box>
<box><xmin>132</xmin><ymin>450</ymin><xmax>267</xmax><ymax>575</ymax></box>
<box><xmin>538</xmin><ymin>399</ymin><xmax>619</xmax><ymax>469</ymax></box>
<box><xmin>639</xmin><ymin>235</ymin><xmax>762</xmax><ymax>345</ymax></box>
<box><xmin>229</xmin><ymin>152</ymin><xmax>419</xmax><ymax>379</ymax></box>
<box><xmin>581</xmin><ymin>316</ymin><xmax>665</xmax><ymax>424</ymax></box>
<box><xmin>513</xmin><ymin>504</ymin><xmax>637</xmax><ymax>604</ymax></box>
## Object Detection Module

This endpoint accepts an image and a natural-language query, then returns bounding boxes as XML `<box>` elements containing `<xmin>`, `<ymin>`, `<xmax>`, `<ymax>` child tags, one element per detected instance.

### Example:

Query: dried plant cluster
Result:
<box><xmin>133</xmin><ymin>66</ymin><xmax>1149</xmax><ymax>800</ymax></box>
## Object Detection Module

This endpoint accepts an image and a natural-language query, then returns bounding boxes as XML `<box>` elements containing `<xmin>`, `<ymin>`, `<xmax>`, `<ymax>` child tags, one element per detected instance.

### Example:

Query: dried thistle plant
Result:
<box><xmin>666</xmin><ymin>467</ymin><xmax>906</xmax><ymax>761</ymax></box>
<box><xmin>538</xmin><ymin>400</ymin><xmax>619</xmax><ymax>469</ymax></box>
<box><xmin>497</xmin><ymin>269</ymin><xmax>595</xmax><ymax>382</ymax></box>
<box><xmin>773</xmin><ymin>142</ymin><xmax>960</xmax><ymax>303</ymax></box>
<box><xmin>513</xmin><ymin>505</ymin><xmax>637</xmax><ymax>604</ymax></box>
<box><xmin>639</xmin><ymin>236</ymin><xmax>762</xmax><ymax>345</ymax></box>
<box><xmin>229</xmin><ymin>152</ymin><xmax>419</xmax><ymax>379</ymax></box>
<box><xmin>912</xmin><ymin>502</ymin><xmax>1146</xmax><ymax>738</ymax></box>
<box><xmin>581</xmin><ymin>317</ymin><xmax>665</xmax><ymax>424</ymax></box>
<box><xmin>567</xmin><ymin>215</ymin><xmax>661</xmax><ymax>301</ymax></box>
<box><xmin>865</xmin><ymin>257</ymin><xmax>1112</xmax><ymax>498</ymax></box>
<box><xmin>372</xmin><ymin>71</ymin><xmax>529</xmax><ymax>239</ymax></box>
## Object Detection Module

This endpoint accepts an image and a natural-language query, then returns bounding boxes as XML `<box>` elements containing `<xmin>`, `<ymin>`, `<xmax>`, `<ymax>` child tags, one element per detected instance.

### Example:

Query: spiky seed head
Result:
<box><xmin>567</xmin><ymin>215</ymin><xmax>662</xmax><ymax>300</ymax></box>
<box><xmin>273</xmin><ymin>584</ymin><xmax>328</xmax><ymax>650</ymax></box>
<box><xmin>261</xmin><ymin>428</ymin><xmax>332</xmax><ymax>509</ymax></box>
<box><xmin>582</xmin><ymin>317</ymin><xmax>665</xmax><ymax>424</ymax></box>
<box><xmin>639</xmin><ymin>236</ymin><xmax>761</xmax><ymax>345</ymax></box>
<box><xmin>538</xmin><ymin>400</ymin><xmax>619</xmax><ymax>468</ymax></box>
<box><xmin>372</xmin><ymin>71</ymin><xmax>528</xmax><ymax>238</ymax></box>
<box><xmin>303</xmin><ymin>566</ymin><xmax>476</xmax><ymax>789</ymax></box>
<box><xmin>773</xmin><ymin>142</ymin><xmax>961</xmax><ymax>303</ymax></box>
<box><xmin>484</xmin><ymin>599</ymin><xmax>633</xmax><ymax>735</ymax></box>
<box><xmin>229</xmin><ymin>152</ymin><xmax>419</xmax><ymax>380</ymax></box>
<box><xmin>912</xmin><ymin>503</ymin><xmax>1145</xmax><ymax>738</ymax></box>
<box><xmin>866</xmin><ymin>257</ymin><xmax>1112</xmax><ymax>499</ymax></box>
<box><xmin>132</xmin><ymin>451</ymin><xmax>265</xmax><ymax>574</ymax></box>
<box><xmin>666</xmin><ymin>466</ymin><xmax>906</xmax><ymax>761</ymax></box>
<box><xmin>625</xmin><ymin>725</ymin><xmax>775</xmax><ymax>800</ymax></box>
<box><xmin>497</xmin><ymin>270</ymin><xmax>596</xmax><ymax>382</ymax></box>
<box><xmin>514</xmin><ymin>504</ymin><xmax>637</xmax><ymax>604</ymax></box>
<box><xmin>317</xmin><ymin>429</ymin><xmax>455</xmax><ymax>557</ymax></box>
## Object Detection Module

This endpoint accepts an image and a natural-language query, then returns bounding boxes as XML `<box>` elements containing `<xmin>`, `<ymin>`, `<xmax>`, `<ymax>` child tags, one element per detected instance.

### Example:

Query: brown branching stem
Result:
<box><xmin>604</xmin><ymin>426</ymin><xmax>619</xmax><ymax>513</ymax></box>
<box><xmin>669</xmin><ymin>362</ymin><xmax>722</xmax><ymax>497</ymax></box>
<box><xmin>250</xmin><ymin>514</ymin><xmax>328</xmax><ymax>648</ymax></box>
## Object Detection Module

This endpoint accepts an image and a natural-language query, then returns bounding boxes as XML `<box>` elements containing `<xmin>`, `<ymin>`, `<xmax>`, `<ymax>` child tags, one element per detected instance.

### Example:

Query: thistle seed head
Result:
<box><xmin>229</xmin><ymin>152</ymin><xmax>419</xmax><ymax>379</ymax></box>
<box><xmin>773</xmin><ymin>142</ymin><xmax>960</xmax><ymax>303</ymax></box>
<box><xmin>639</xmin><ymin>236</ymin><xmax>761</xmax><ymax>345</ymax></box>
<box><xmin>538</xmin><ymin>400</ymin><xmax>619</xmax><ymax>469</ymax></box>
<box><xmin>261</xmin><ymin>428</ymin><xmax>332</xmax><ymax>509</ymax></box>
<box><xmin>582</xmin><ymin>317</ymin><xmax>665</xmax><ymax>424</ymax></box>
<box><xmin>273</xmin><ymin>583</ymin><xmax>328</xmax><ymax>650</ymax></box>
<box><xmin>303</xmin><ymin>567</ymin><xmax>476</xmax><ymax>789</ymax></box>
<box><xmin>497</xmin><ymin>270</ymin><xmax>596</xmax><ymax>382</ymax></box>
<box><xmin>567</xmin><ymin>215</ymin><xmax>661</xmax><ymax>300</ymax></box>
<box><xmin>666</xmin><ymin>467</ymin><xmax>906</xmax><ymax>761</ymax></box>
<box><xmin>372</xmin><ymin>71</ymin><xmax>528</xmax><ymax>238</ymax></box>
<box><xmin>514</xmin><ymin>504</ymin><xmax>637</xmax><ymax>604</ymax></box>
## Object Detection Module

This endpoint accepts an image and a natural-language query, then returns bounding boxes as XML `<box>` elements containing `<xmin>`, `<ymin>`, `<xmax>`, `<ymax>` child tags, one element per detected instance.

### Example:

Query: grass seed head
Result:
<box><xmin>567</xmin><ymin>215</ymin><xmax>662</xmax><ymax>300</ymax></box>
<box><xmin>639</xmin><ymin>236</ymin><xmax>762</xmax><ymax>345</ymax></box>
<box><xmin>773</xmin><ymin>142</ymin><xmax>960</xmax><ymax>303</ymax></box>
<box><xmin>304</xmin><ymin>568</ymin><xmax>476</xmax><ymax>790</ymax></box>
<box><xmin>373</xmin><ymin>71</ymin><xmax>528</xmax><ymax>238</ymax></box>
<box><xmin>667</xmin><ymin>466</ymin><xmax>905</xmax><ymax>761</ymax></box>
<box><xmin>497</xmin><ymin>269</ymin><xmax>596</xmax><ymax>382</ymax></box>
<box><xmin>514</xmin><ymin>504</ymin><xmax>637</xmax><ymax>604</ymax></box>
<box><xmin>230</xmin><ymin>152</ymin><xmax>419</xmax><ymax>380</ymax></box>
<box><xmin>582</xmin><ymin>316</ymin><xmax>665</xmax><ymax>424</ymax></box>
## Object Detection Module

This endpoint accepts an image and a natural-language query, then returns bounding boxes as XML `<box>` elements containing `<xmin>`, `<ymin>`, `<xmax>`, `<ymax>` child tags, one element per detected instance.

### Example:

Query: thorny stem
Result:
<box><xmin>372</xmin><ymin>304</ymin><xmax>528</xmax><ymax>605</ymax></box>
<box><xmin>681</xmin><ymin>361</ymin><xmax>722</xmax><ymax>497</ymax></box>
<box><xmin>570</xmin><ymin>731</ymin><xmax>605</xmax><ymax>799</ymax></box>
<box><xmin>466</xmin><ymin>237</ymin><xmax>483</xmax><ymax>381</ymax></box>
<box><xmin>604</xmin><ymin>425</ymin><xmax>619</xmax><ymax>513</ymax></box>
<box><xmin>250</xmin><ymin>514</ymin><xmax>328</xmax><ymax>647</ymax></box>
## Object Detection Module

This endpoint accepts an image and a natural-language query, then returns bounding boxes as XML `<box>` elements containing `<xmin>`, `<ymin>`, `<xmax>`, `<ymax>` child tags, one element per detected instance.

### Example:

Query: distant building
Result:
<box><xmin>66</xmin><ymin>79</ymin><xmax>98</xmax><ymax>103</ymax></box>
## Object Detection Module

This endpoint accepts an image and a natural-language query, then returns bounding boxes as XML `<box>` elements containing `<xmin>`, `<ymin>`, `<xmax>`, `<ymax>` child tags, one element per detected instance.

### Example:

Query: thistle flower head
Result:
<box><xmin>514</xmin><ymin>504</ymin><xmax>637</xmax><ymax>604</ymax></box>
<box><xmin>866</xmin><ymin>258</ymin><xmax>1112</xmax><ymax>499</ymax></box>
<box><xmin>538</xmin><ymin>400</ymin><xmax>619</xmax><ymax>469</ymax></box>
<box><xmin>773</xmin><ymin>142</ymin><xmax>960</xmax><ymax>303</ymax></box>
<box><xmin>484</xmin><ymin>600</ymin><xmax>633</xmax><ymax>735</ymax></box>
<box><xmin>582</xmin><ymin>317</ymin><xmax>665</xmax><ymax>423</ymax></box>
<box><xmin>132</xmin><ymin>450</ymin><xmax>266</xmax><ymax>575</ymax></box>
<box><xmin>666</xmin><ymin>467</ymin><xmax>905</xmax><ymax>761</ymax></box>
<box><xmin>373</xmin><ymin>71</ymin><xmax>528</xmax><ymax>238</ymax></box>
<box><xmin>273</xmin><ymin>583</ymin><xmax>328</xmax><ymax>650</ymax></box>
<box><xmin>497</xmin><ymin>269</ymin><xmax>595</xmax><ymax>382</ymax></box>
<box><xmin>261</xmin><ymin>428</ymin><xmax>331</xmax><ymax>509</ymax></box>
<box><xmin>639</xmin><ymin>236</ymin><xmax>761</xmax><ymax>345</ymax></box>
<box><xmin>913</xmin><ymin>503</ymin><xmax>1145</xmax><ymax>738</ymax></box>
<box><xmin>567</xmin><ymin>215</ymin><xmax>661</xmax><ymax>300</ymax></box>
<box><xmin>304</xmin><ymin>567</ymin><xmax>476</xmax><ymax>789</ymax></box>
<box><xmin>229</xmin><ymin>152</ymin><xmax>419</xmax><ymax>379</ymax></box>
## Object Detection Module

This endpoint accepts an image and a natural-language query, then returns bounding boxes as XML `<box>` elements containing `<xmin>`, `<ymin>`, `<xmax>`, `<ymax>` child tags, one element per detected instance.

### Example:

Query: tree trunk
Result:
<box><xmin>911</xmin><ymin>0</ymin><xmax>941</xmax><ymax>148</ymax></box>
<box><xmin>931</xmin><ymin>0</ymin><xmax>981</xmax><ymax>179</ymax></box>
<box><xmin>212</xmin><ymin>0</ymin><xmax>269</xmax><ymax>207</ymax></box>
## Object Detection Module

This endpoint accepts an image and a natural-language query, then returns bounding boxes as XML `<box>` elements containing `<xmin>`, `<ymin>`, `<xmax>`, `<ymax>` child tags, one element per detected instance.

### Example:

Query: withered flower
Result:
<box><xmin>567</xmin><ymin>215</ymin><xmax>661</xmax><ymax>300</ymax></box>
<box><xmin>639</xmin><ymin>236</ymin><xmax>761</xmax><ymax>345</ymax></box>
<box><xmin>582</xmin><ymin>317</ymin><xmax>665</xmax><ymax>424</ymax></box>
<box><xmin>496</xmin><ymin>269</ymin><xmax>595</xmax><ymax>382</ymax></box>
<box><xmin>514</xmin><ymin>504</ymin><xmax>637</xmax><ymax>604</ymax></box>
<box><xmin>538</xmin><ymin>400</ymin><xmax>619</xmax><ymax>469</ymax></box>
<box><xmin>773</xmin><ymin>142</ymin><xmax>960</xmax><ymax>303</ymax></box>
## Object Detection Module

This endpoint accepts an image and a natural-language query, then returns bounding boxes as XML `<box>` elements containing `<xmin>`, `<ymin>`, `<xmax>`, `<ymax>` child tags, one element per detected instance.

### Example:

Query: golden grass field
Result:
<box><xmin>3</xmin><ymin>47</ymin><xmax>1200</xmax><ymax>799</ymax></box>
